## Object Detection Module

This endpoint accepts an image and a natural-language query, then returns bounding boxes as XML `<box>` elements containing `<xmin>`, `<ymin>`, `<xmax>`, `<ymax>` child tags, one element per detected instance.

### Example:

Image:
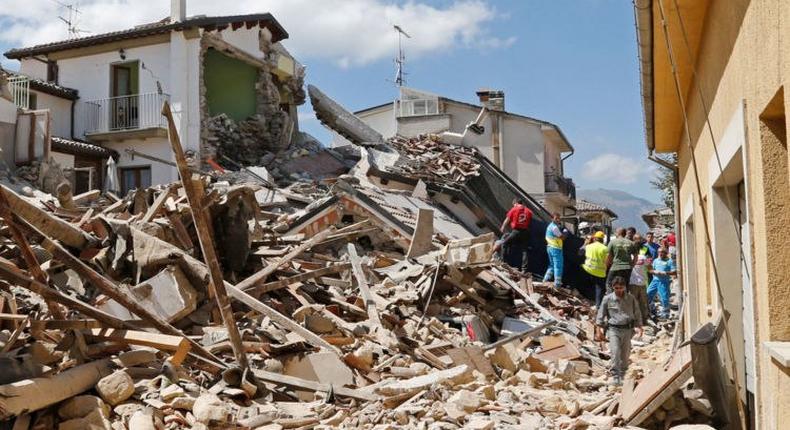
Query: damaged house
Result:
<box><xmin>2</xmin><ymin>0</ymin><xmax>304</xmax><ymax>194</ymax></box>
<box><xmin>331</xmin><ymin>87</ymin><xmax>577</xmax><ymax>216</ymax></box>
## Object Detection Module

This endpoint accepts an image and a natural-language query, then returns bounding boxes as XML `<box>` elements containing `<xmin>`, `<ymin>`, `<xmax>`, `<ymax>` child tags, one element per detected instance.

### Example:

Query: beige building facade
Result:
<box><xmin>635</xmin><ymin>0</ymin><xmax>790</xmax><ymax>428</ymax></box>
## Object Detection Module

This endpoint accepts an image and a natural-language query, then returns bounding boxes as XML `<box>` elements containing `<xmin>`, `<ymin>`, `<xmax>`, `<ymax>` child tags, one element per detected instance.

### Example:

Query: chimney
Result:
<box><xmin>476</xmin><ymin>89</ymin><xmax>505</xmax><ymax>111</ymax></box>
<box><xmin>171</xmin><ymin>0</ymin><xmax>186</xmax><ymax>22</ymax></box>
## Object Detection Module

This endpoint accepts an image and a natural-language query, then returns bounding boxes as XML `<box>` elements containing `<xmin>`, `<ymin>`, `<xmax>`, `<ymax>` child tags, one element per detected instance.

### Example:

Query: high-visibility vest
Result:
<box><xmin>583</xmin><ymin>242</ymin><xmax>608</xmax><ymax>278</ymax></box>
<box><xmin>545</xmin><ymin>222</ymin><xmax>563</xmax><ymax>249</ymax></box>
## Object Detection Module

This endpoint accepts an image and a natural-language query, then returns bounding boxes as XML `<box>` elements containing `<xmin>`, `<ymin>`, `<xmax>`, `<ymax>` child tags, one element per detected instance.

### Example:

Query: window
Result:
<box><xmin>74</xmin><ymin>167</ymin><xmax>95</xmax><ymax>194</ymax></box>
<box><xmin>399</xmin><ymin>98</ymin><xmax>439</xmax><ymax>117</ymax></box>
<box><xmin>120</xmin><ymin>166</ymin><xmax>151</xmax><ymax>195</ymax></box>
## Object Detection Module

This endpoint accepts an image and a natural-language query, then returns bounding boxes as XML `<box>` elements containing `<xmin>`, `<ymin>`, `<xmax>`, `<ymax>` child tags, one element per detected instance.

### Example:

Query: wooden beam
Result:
<box><xmin>0</xmin><ymin>186</ymin><xmax>66</xmax><ymax>319</ymax></box>
<box><xmin>162</xmin><ymin>102</ymin><xmax>249</xmax><ymax>372</ymax></box>
<box><xmin>6</xmin><ymin>216</ymin><xmax>221</xmax><ymax>365</ymax></box>
<box><xmin>236</xmin><ymin>227</ymin><xmax>335</xmax><ymax>292</ymax></box>
<box><xmin>346</xmin><ymin>243</ymin><xmax>381</xmax><ymax>327</ymax></box>
<box><xmin>0</xmin><ymin>184</ymin><xmax>94</xmax><ymax>249</ymax></box>
<box><xmin>251</xmin><ymin>368</ymin><xmax>378</xmax><ymax>402</ymax></box>
<box><xmin>130</xmin><ymin>226</ymin><xmax>342</xmax><ymax>355</ymax></box>
<box><xmin>84</xmin><ymin>328</ymin><xmax>191</xmax><ymax>366</ymax></box>
<box><xmin>141</xmin><ymin>185</ymin><xmax>174</xmax><ymax>223</ymax></box>
<box><xmin>247</xmin><ymin>263</ymin><xmax>351</xmax><ymax>296</ymax></box>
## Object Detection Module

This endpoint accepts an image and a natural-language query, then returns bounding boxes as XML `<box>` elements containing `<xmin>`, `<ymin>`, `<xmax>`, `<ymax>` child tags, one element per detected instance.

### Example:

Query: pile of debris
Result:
<box><xmin>0</xmin><ymin>162</ymin><xmax>637</xmax><ymax>429</ymax></box>
<box><xmin>0</xmin><ymin>99</ymin><xmax>719</xmax><ymax>430</ymax></box>
<box><xmin>388</xmin><ymin>134</ymin><xmax>481</xmax><ymax>184</ymax></box>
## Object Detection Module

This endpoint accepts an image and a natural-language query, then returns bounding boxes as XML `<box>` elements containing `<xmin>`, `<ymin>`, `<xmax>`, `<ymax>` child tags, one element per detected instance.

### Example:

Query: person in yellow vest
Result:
<box><xmin>582</xmin><ymin>231</ymin><xmax>609</xmax><ymax>308</ymax></box>
<box><xmin>543</xmin><ymin>212</ymin><xmax>568</xmax><ymax>287</ymax></box>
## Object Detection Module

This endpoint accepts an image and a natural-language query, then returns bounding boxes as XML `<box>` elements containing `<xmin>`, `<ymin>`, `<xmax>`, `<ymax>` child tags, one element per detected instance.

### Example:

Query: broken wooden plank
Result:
<box><xmin>162</xmin><ymin>101</ymin><xmax>249</xmax><ymax>373</ymax></box>
<box><xmin>140</xmin><ymin>185</ymin><xmax>174</xmax><ymax>223</ymax></box>
<box><xmin>6</xmin><ymin>216</ymin><xmax>221</xmax><ymax>365</ymax></box>
<box><xmin>73</xmin><ymin>189</ymin><xmax>101</xmax><ymax>206</ymax></box>
<box><xmin>247</xmin><ymin>263</ymin><xmax>351</xmax><ymax>296</ymax></box>
<box><xmin>236</xmin><ymin>227</ymin><xmax>335</xmax><ymax>292</ymax></box>
<box><xmin>0</xmin><ymin>184</ymin><xmax>95</xmax><ymax>249</ymax></box>
<box><xmin>406</xmin><ymin>208</ymin><xmax>434</xmax><ymax>259</ymax></box>
<box><xmin>0</xmin><ymin>359</ymin><xmax>113</xmax><ymax>420</ymax></box>
<box><xmin>621</xmin><ymin>345</ymin><xmax>693</xmax><ymax>425</ymax></box>
<box><xmin>84</xmin><ymin>328</ymin><xmax>191</xmax><ymax>366</ymax></box>
<box><xmin>346</xmin><ymin>243</ymin><xmax>382</xmax><ymax>327</ymax></box>
<box><xmin>251</xmin><ymin>368</ymin><xmax>378</xmax><ymax>402</ymax></box>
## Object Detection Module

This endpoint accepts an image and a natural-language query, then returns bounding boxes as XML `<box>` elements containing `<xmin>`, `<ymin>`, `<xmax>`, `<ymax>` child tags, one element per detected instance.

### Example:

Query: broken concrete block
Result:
<box><xmin>443</xmin><ymin>389</ymin><xmax>481</xmax><ymax>419</ymax></box>
<box><xmin>128</xmin><ymin>408</ymin><xmax>156</xmax><ymax>430</ymax></box>
<box><xmin>465</xmin><ymin>416</ymin><xmax>495</xmax><ymax>430</ymax></box>
<box><xmin>169</xmin><ymin>395</ymin><xmax>196</xmax><ymax>411</ymax></box>
<box><xmin>283</xmin><ymin>352</ymin><xmax>355</xmax><ymax>401</ymax></box>
<box><xmin>96</xmin><ymin>370</ymin><xmax>135</xmax><ymax>406</ymax></box>
<box><xmin>58</xmin><ymin>395</ymin><xmax>110</xmax><ymax>420</ymax></box>
<box><xmin>98</xmin><ymin>265</ymin><xmax>197</xmax><ymax>323</ymax></box>
<box><xmin>193</xmin><ymin>393</ymin><xmax>235</xmax><ymax>424</ymax></box>
<box><xmin>489</xmin><ymin>343</ymin><xmax>524</xmax><ymax>373</ymax></box>
<box><xmin>160</xmin><ymin>384</ymin><xmax>185</xmax><ymax>401</ymax></box>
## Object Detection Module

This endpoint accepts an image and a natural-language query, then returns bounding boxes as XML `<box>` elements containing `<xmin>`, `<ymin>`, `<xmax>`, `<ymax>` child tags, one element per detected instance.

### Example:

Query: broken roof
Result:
<box><xmin>4</xmin><ymin>14</ymin><xmax>288</xmax><ymax>60</ymax></box>
<box><xmin>51</xmin><ymin>136</ymin><xmax>116</xmax><ymax>158</ymax></box>
<box><xmin>575</xmin><ymin>199</ymin><xmax>618</xmax><ymax>219</ymax></box>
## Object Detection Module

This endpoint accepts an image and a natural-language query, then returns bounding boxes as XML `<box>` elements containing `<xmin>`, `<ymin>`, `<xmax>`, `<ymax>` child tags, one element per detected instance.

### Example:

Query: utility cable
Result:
<box><xmin>655</xmin><ymin>0</ymin><xmax>747</xmax><ymax>427</ymax></box>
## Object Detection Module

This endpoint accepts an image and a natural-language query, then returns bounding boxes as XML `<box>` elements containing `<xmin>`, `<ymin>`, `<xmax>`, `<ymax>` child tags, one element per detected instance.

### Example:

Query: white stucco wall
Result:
<box><xmin>217</xmin><ymin>28</ymin><xmax>264</xmax><ymax>59</ymax></box>
<box><xmin>18</xmin><ymin>59</ymin><xmax>48</xmax><ymax>80</ymax></box>
<box><xmin>397</xmin><ymin>114</ymin><xmax>451</xmax><ymax>137</ymax></box>
<box><xmin>0</xmin><ymin>98</ymin><xmax>17</xmax><ymax>168</ymax></box>
<box><xmin>102</xmin><ymin>137</ymin><xmax>175</xmax><ymax>188</ymax></box>
<box><xmin>501</xmin><ymin>116</ymin><xmax>545</xmax><ymax>196</ymax></box>
<box><xmin>32</xmin><ymin>91</ymin><xmax>72</xmax><ymax>138</ymax></box>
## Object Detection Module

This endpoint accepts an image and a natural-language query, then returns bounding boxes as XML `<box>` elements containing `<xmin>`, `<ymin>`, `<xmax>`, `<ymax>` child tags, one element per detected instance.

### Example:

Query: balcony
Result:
<box><xmin>8</xmin><ymin>76</ymin><xmax>30</xmax><ymax>110</ymax></box>
<box><xmin>545</xmin><ymin>172</ymin><xmax>576</xmax><ymax>201</ymax></box>
<box><xmin>81</xmin><ymin>93</ymin><xmax>169</xmax><ymax>141</ymax></box>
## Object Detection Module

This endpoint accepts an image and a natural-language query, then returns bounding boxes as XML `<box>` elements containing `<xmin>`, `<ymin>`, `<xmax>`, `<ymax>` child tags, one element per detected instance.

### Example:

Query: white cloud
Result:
<box><xmin>581</xmin><ymin>153</ymin><xmax>655</xmax><ymax>185</ymax></box>
<box><xmin>0</xmin><ymin>0</ymin><xmax>513</xmax><ymax>68</ymax></box>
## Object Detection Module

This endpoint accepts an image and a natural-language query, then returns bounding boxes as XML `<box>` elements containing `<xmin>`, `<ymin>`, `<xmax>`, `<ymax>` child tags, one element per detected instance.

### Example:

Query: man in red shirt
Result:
<box><xmin>493</xmin><ymin>198</ymin><xmax>533</xmax><ymax>274</ymax></box>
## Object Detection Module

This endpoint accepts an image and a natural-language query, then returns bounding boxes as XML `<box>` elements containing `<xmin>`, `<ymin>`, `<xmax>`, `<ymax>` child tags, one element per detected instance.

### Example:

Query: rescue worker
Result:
<box><xmin>543</xmin><ymin>212</ymin><xmax>567</xmax><ymax>288</ymax></box>
<box><xmin>628</xmin><ymin>234</ymin><xmax>650</xmax><ymax>322</ymax></box>
<box><xmin>596</xmin><ymin>276</ymin><xmax>643</xmax><ymax>386</ymax></box>
<box><xmin>581</xmin><ymin>231</ymin><xmax>609</xmax><ymax>308</ymax></box>
<box><xmin>493</xmin><ymin>198</ymin><xmax>533</xmax><ymax>273</ymax></box>
<box><xmin>605</xmin><ymin>227</ymin><xmax>637</xmax><ymax>292</ymax></box>
<box><xmin>646</xmin><ymin>246</ymin><xmax>677</xmax><ymax>319</ymax></box>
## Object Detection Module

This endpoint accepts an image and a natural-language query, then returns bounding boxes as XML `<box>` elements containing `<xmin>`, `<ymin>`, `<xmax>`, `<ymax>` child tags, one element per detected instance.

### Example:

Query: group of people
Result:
<box><xmin>495</xmin><ymin>199</ymin><xmax>678</xmax><ymax>385</ymax></box>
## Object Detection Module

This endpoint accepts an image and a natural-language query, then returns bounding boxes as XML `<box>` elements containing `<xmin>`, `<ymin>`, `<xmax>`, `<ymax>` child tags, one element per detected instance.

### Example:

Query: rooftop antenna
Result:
<box><xmin>393</xmin><ymin>25</ymin><xmax>411</xmax><ymax>87</ymax></box>
<box><xmin>51</xmin><ymin>0</ymin><xmax>90</xmax><ymax>38</ymax></box>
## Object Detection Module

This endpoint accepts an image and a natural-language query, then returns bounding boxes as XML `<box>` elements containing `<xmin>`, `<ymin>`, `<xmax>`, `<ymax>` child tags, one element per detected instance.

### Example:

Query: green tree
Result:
<box><xmin>650</xmin><ymin>153</ymin><xmax>677</xmax><ymax>210</ymax></box>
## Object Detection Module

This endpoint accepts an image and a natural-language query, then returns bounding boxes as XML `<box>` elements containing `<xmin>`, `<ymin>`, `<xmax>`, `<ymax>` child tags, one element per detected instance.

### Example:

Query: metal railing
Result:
<box><xmin>82</xmin><ymin>92</ymin><xmax>169</xmax><ymax>135</ymax></box>
<box><xmin>8</xmin><ymin>76</ymin><xmax>29</xmax><ymax>110</ymax></box>
<box><xmin>545</xmin><ymin>172</ymin><xmax>576</xmax><ymax>201</ymax></box>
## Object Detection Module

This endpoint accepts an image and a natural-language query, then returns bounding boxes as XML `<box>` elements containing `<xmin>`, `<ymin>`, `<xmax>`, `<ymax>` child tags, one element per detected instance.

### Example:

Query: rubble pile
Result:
<box><xmin>204</xmin><ymin>114</ymin><xmax>275</xmax><ymax>167</ymax></box>
<box><xmin>388</xmin><ymin>134</ymin><xmax>481</xmax><ymax>184</ymax></box>
<box><xmin>0</xmin><ymin>166</ymin><xmax>680</xmax><ymax>429</ymax></box>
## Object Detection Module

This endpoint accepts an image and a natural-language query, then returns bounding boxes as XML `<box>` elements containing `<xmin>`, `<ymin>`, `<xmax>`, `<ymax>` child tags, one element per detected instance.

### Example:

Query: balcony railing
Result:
<box><xmin>82</xmin><ymin>92</ymin><xmax>169</xmax><ymax>135</ymax></box>
<box><xmin>545</xmin><ymin>172</ymin><xmax>576</xmax><ymax>201</ymax></box>
<box><xmin>8</xmin><ymin>76</ymin><xmax>29</xmax><ymax>110</ymax></box>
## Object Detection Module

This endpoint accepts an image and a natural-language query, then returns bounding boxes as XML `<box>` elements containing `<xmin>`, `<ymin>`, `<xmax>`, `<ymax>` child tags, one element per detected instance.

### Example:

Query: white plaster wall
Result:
<box><xmin>33</xmin><ymin>91</ymin><xmax>72</xmax><ymax>138</ymax></box>
<box><xmin>397</xmin><ymin>114</ymin><xmax>450</xmax><ymax>137</ymax></box>
<box><xmin>216</xmin><ymin>28</ymin><xmax>265</xmax><ymax>59</ymax></box>
<box><xmin>61</xmin><ymin>43</ymin><xmax>171</xmax><ymax>138</ymax></box>
<box><xmin>444</xmin><ymin>103</ymin><xmax>495</xmax><ymax>161</ymax></box>
<box><xmin>360</xmin><ymin>107</ymin><xmax>397</xmax><ymax>138</ymax></box>
<box><xmin>543</xmin><ymin>135</ymin><xmax>562</xmax><ymax>174</ymax></box>
<box><xmin>502</xmin><ymin>116</ymin><xmax>545</xmax><ymax>195</ymax></box>
<box><xmin>50</xmin><ymin>151</ymin><xmax>75</xmax><ymax>169</ymax></box>
<box><xmin>18</xmin><ymin>59</ymin><xmax>47</xmax><ymax>80</ymax></box>
<box><xmin>58</xmin><ymin>43</ymin><xmax>171</xmax><ymax>101</ymax></box>
<box><xmin>103</xmin><ymin>137</ymin><xmax>175</xmax><ymax>186</ymax></box>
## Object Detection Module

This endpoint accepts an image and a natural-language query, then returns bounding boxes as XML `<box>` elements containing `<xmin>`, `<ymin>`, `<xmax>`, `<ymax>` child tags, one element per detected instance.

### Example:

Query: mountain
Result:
<box><xmin>576</xmin><ymin>188</ymin><xmax>661</xmax><ymax>230</ymax></box>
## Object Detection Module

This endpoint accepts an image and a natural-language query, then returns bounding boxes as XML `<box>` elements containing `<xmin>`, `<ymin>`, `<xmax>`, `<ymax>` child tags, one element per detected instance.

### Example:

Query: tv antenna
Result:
<box><xmin>393</xmin><ymin>25</ymin><xmax>411</xmax><ymax>87</ymax></box>
<box><xmin>51</xmin><ymin>0</ymin><xmax>91</xmax><ymax>38</ymax></box>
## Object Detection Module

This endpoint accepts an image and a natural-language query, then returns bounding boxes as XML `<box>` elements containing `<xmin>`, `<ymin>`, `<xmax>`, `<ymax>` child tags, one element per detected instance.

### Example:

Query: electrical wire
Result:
<box><xmin>655</xmin><ymin>0</ymin><xmax>748</xmax><ymax>427</ymax></box>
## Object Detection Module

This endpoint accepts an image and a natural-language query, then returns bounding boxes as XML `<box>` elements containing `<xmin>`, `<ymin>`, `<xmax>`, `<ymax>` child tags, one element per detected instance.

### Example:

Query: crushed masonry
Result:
<box><xmin>0</xmin><ymin>92</ymin><xmax>716</xmax><ymax>430</ymax></box>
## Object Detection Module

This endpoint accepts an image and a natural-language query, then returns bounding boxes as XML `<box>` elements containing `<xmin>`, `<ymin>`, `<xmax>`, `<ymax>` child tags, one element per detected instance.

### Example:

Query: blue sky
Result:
<box><xmin>0</xmin><ymin>0</ymin><xmax>659</xmax><ymax>202</ymax></box>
